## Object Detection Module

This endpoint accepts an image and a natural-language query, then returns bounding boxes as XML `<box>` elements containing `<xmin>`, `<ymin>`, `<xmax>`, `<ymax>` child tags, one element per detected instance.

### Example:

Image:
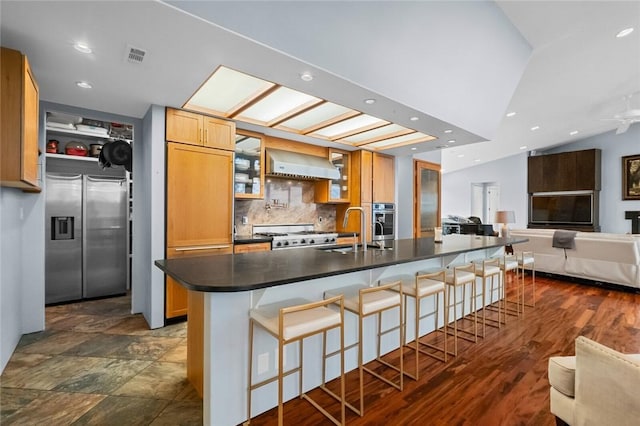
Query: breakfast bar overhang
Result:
<box><xmin>155</xmin><ymin>235</ymin><xmax>526</xmax><ymax>426</ymax></box>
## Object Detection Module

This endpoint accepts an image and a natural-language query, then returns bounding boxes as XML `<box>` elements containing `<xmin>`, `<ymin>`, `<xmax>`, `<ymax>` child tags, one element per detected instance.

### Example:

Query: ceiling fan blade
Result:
<box><xmin>616</xmin><ymin>121</ymin><xmax>631</xmax><ymax>134</ymax></box>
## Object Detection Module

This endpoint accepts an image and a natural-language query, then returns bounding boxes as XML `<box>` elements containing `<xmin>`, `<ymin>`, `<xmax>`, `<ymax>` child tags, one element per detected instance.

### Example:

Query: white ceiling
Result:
<box><xmin>1</xmin><ymin>1</ymin><xmax>638</xmax><ymax>173</ymax></box>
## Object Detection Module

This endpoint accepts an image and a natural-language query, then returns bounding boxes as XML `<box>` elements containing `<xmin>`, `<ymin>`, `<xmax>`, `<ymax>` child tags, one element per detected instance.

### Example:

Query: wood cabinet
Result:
<box><xmin>336</xmin><ymin>150</ymin><xmax>375</xmax><ymax>243</ymax></box>
<box><xmin>165</xmin><ymin>142</ymin><xmax>234</xmax><ymax>319</ymax></box>
<box><xmin>315</xmin><ymin>149</ymin><xmax>350</xmax><ymax>203</ymax></box>
<box><xmin>1</xmin><ymin>47</ymin><xmax>40</xmax><ymax>191</ymax></box>
<box><xmin>234</xmin><ymin>130</ymin><xmax>264</xmax><ymax>199</ymax></box>
<box><xmin>336</xmin><ymin>236</ymin><xmax>357</xmax><ymax>245</ymax></box>
<box><xmin>372</xmin><ymin>152</ymin><xmax>395</xmax><ymax>203</ymax></box>
<box><xmin>528</xmin><ymin>149</ymin><xmax>601</xmax><ymax>193</ymax></box>
<box><xmin>166</xmin><ymin>108</ymin><xmax>234</xmax><ymax>151</ymax></box>
<box><xmin>233</xmin><ymin>242</ymin><xmax>271</xmax><ymax>253</ymax></box>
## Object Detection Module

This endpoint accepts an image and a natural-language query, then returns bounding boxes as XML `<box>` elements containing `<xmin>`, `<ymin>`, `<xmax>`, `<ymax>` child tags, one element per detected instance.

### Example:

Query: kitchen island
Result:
<box><xmin>155</xmin><ymin>234</ymin><xmax>525</xmax><ymax>426</ymax></box>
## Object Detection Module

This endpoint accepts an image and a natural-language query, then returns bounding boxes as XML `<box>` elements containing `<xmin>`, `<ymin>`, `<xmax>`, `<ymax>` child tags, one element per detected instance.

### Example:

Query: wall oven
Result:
<box><xmin>372</xmin><ymin>203</ymin><xmax>395</xmax><ymax>241</ymax></box>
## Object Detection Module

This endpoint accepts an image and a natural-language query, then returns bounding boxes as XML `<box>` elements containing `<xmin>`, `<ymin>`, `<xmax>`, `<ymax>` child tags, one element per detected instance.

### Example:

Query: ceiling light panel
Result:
<box><xmin>185</xmin><ymin>66</ymin><xmax>274</xmax><ymax>116</ymax></box>
<box><xmin>309</xmin><ymin>114</ymin><xmax>388</xmax><ymax>140</ymax></box>
<box><xmin>340</xmin><ymin>123</ymin><xmax>412</xmax><ymax>145</ymax></box>
<box><xmin>363</xmin><ymin>132</ymin><xmax>436</xmax><ymax>150</ymax></box>
<box><xmin>234</xmin><ymin>86</ymin><xmax>322</xmax><ymax>126</ymax></box>
<box><xmin>275</xmin><ymin>102</ymin><xmax>357</xmax><ymax>133</ymax></box>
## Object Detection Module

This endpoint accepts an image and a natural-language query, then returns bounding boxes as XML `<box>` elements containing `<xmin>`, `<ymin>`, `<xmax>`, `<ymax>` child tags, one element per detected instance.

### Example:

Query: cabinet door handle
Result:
<box><xmin>175</xmin><ymin>244</ymin><xmax>230</xmax><ymax>251</ymax></box>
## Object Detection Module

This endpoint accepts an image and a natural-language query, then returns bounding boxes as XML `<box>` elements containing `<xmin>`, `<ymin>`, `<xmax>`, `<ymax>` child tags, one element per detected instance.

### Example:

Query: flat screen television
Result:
<box><xmin>530</xmin><ymin>192</ymin><xmax>593</xmax><ymax>224</ymax></box>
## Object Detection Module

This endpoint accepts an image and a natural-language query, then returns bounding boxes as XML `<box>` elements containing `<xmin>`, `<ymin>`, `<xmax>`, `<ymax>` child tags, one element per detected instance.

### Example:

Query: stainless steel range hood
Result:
<box><xmin>266</xmin><ymin>149</ymin><xmax>340</xmax><ymax>180</ymax></box>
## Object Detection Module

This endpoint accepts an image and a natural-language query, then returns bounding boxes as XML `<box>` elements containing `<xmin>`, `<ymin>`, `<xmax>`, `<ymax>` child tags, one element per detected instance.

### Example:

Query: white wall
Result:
<box><xmin>396</xmin><ymin>156</ymin><xmax>414</xmax><ymax>239</ymax></box>
<box><xmin>542</xmin><ymin>124</ymin><xmax>640</xmax><ymax>234</ymax></box>
<box><xmin>133</xmin><ymin>105</ymin><xmax>165</xmax><ymax>329</ymax></box>
<box><xmin>442</xmin><ymin>152</ymin><xmax>529</xmax><ymax>230</ymax></box>
<box><xmin>0</xmin><ymin>109</ymin><xmax>46</xmax><ymax>371</ymax></box>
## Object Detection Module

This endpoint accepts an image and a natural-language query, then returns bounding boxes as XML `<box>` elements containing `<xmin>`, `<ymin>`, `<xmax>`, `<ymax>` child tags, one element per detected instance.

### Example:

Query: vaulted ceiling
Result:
<box><xmin>1</xmin><ymin>1</ymin><xmax>638</xmax><ymax>172</ymax></box>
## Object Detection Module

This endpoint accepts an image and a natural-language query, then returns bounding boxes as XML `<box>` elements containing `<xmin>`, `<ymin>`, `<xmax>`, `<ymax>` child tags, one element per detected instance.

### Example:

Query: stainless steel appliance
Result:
<box><xmin>45</xmin><ymin>173</ymin><xmax>128</xmax><ymax>304</ymax></box>
<box><xmin>372</xmin><ymin>203</ymin><xmax>395</xmax><ymax>241</ymax></box>
<box><xmin>253</xmin><ymin>224</ymin><xmax>338</xmax><ymax>250</ymax></box>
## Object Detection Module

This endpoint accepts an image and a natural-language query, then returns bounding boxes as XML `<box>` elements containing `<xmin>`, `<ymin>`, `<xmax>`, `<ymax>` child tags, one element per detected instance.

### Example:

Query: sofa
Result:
<box><xmin>548</xmin><ymin>336</ymin><xmax>640</xmax><ymax>425</ymax></box>
<box><xmin>510</xmin><ymin>229</ymin><xmax>640</xmax><ymax>289</ymax></box>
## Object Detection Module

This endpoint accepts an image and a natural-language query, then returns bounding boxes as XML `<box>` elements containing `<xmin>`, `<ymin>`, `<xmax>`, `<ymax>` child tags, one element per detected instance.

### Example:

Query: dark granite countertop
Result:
<box><xmin>155</xmin><ymin>234</ymin><xmax>526</xmax><ymax>293</ymax></box>
<box><xmin>233</xmin><ymin>235</ymin><xmax>273</xmax><ymax>244</ymax></box>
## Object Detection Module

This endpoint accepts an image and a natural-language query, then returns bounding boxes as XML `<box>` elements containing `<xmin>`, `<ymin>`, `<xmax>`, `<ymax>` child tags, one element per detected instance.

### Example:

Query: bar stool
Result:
<box><xmin>499</xmin><ymin>253</ymin><xmax>521</xmax><ymax>320</ymax></box>
<box><xmin>246</xmin><ymin>296</ymin><xmax>346</xmax><ymax>426</ymax></box>
<box><xmin>324</xmin><ymin>281</ymin><xmax>403</xmax><ymax>417</ymax></box>
<box><xmin>518</xmin><ymin>251</ymin><xmax>536</xmax><ymax>311</ymax></box>
<box><xmin>473</xmin><ymin>257</ymin><xmax>502</xmax><ymax>336</ymax></box>
<box><xmin>444</xmin><ymin>263</ymin><xmax>478</xmax><ymax>356</ymax></box>
<box><xmin>382</xmin><ymin>270</ymin><xmax>447</xmax><ymax>380</ymax></box>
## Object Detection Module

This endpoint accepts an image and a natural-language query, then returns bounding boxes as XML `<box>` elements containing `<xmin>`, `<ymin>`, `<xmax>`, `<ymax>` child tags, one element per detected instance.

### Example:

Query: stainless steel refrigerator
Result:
<box><xmin>45</xmin><ymin>173</ymin><xmax>128</xmax><ymax>304</ymax></box>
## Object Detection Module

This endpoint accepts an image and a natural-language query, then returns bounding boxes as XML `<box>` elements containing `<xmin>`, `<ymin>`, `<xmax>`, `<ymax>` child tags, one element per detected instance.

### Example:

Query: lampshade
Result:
<box><xmin>495</xmin><ymin>210</ymin><xmax>515</xmax><ymax>224</ymax></box>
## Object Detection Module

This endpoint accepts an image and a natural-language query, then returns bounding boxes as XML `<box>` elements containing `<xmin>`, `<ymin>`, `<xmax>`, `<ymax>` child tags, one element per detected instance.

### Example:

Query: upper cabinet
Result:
<box><xmin>1</xmin><ymin>47</ymin><xmax>40</xmax><ymax>191</ymax></box>
<box><xmin>235</xmin><ymin>131</ymin><xmax>264</xmax><ymax>199</ymax></box>
<box><xmin>528</xmin><ymin>149</ymin><xmax>601</xmax><ymax>193</ymax></box>
<box><xmin>372</xmin><ymin>152</ymin><xmax>395</xmax><ymax>203</ymax></box>
<box><xmin>315</xmin><ymin>149</ymin><xmax>350</xmax><ymax>203</ymax></box>
<box><xmin>166</xmin><ymin>108</ymin><xmax>235</xmax><ymax>151</ymax></box>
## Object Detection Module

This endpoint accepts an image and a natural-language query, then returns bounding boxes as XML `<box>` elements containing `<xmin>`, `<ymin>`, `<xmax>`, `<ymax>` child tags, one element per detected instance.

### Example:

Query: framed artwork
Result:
<box><xmin>622</xmin><ymin>154</ymin><xmax>640</xmax><ymax>200</ymax></box>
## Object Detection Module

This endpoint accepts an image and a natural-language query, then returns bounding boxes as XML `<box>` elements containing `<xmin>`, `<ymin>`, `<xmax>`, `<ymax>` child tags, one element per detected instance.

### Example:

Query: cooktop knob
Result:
<box><xmin>301</xmin><ymin>239</ymin><xmax>306</xmax><ymax>244</ymax></box>
<box><xmin>284</xmin><ymin>241</ymin><xmax>289</xmax><ymax>246</ymax></box>
<box><xmin>276</xmin><ymin>241</ymin><xmax>282</xmax><ymax>247</ymax></box>
<box><xmin>309</xmin><ymin>239</ymin><xmax>315</xmax><ymax>244</ymax></box>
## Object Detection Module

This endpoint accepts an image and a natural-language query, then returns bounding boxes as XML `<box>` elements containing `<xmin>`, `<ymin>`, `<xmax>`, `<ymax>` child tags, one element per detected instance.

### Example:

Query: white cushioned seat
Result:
<box><xmin>473</xmin><ymin>262</ymin><xmax>500</xmax><ymax>277</ymax></box>
<box><xmin>250</xmin><ymin>298</ymin><xmax>341</xmax><ymax>340</ymax></box>
<box><xmin>500</xmin><ymin>258</ymin><xmax>519</xmax><ymax>271</ymax></box>
<box><xmin>444</xmin><ymin>269</ymin><xmax>475</xmax><ymax>285</ymax></box>
<box><xmin>325</xmin><ymin>284</ymin><xmax>400</xmax><ymax>315</ymax></box>
<box><xmin>382</xmin><ymin>274</ymin><xmax>445</xmax><ymax>297</ymax></box>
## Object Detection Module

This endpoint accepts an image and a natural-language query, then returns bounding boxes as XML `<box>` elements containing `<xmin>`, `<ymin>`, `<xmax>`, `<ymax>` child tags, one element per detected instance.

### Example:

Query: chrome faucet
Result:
<box><xmin>343</xmin><ymin>206</ymin><xmax>366</xmax><ymax>252</ymax></box>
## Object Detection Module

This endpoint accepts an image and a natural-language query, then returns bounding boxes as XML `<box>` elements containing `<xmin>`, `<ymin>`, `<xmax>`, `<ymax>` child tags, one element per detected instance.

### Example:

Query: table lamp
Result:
<box><xmin>495</xmin><ymin>210</ymin><xmax>515</xmax><ymax>238</ymax></box>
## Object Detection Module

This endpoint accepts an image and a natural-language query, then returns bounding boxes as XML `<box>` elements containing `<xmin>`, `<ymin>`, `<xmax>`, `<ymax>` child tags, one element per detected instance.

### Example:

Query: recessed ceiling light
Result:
<box><xmin>73</xmin><ymin>42</ymin><xmax>92</xmax><ymax>54</ymax></box>
<box><xmin>531</xmin><ymin>125</ymin><xmax>540</xmax><ymax>131</ymax></box>
<box><xmin>506</xmin><ymin>111</ymin><xmax>516</xmax><ymax>117</ymax></box>
<box><xmin>447</xmin><ymin>139</ymin><xmax>456</xmax><ymax>144</ymax></box>
<box><xmin>616</xmin><ymin>27</ymin><xmax>634</xmax><ymax>38</ymax></box>
<box><xmin>411</xmin><ymin>147</ymin><xmax>417</xmax><ymax>150</ymax></box>
<box><xmin>474</xmin><ymin>159</ymin><xmax>481</xmax><ymax>162</ymax></box>
<box><xmin>410</xmin><ymin>116</ymin><xmax>419</xmax><ymax>121</ymax></box>
<box><xmin>76</xmin><ymin>81</ymin><xmax>92</xmax><ymax>89</ymax></box>
<box><xmin>570</xmin><ymin>130</ymin><xmax>579</xmax><ymax>136</ymax></box>
<box><xmin>457</xmin><ymin>154</ymin><xmax>464</xmax><ymax>158</ymax></box>
<box><xmin>443</xmin><ymin>129</ymin><xmax>453</xmax><ymax>134</ymax></box>
<box><xmin>519</xmin><ymin>145</ymin><xmax>528</xmax><ymax>150</ymax></box>
<box><xmin>300</xmin><ymin>72</ymin><xmax>313</xmax><ymax>82</ymax></box>
<box><xmin>364</xmin><ymin>98</ymin><xmax>376</xmax><ymax>105</ymax></box>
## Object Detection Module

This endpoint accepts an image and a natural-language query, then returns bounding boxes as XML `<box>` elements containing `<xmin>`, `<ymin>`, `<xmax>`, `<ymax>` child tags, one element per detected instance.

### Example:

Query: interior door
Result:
<box><xmin>414</xmin><ymin>160</ymin><xmax>441</xmax><ymax>238</ymax></box>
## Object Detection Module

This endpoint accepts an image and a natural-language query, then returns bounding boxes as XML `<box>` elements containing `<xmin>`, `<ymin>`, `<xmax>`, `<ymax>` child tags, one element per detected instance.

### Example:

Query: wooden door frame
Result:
<box><xmin>414</xmin><ymin>160</ymin><xmax>442</xmax><ymax>238</ymax></box>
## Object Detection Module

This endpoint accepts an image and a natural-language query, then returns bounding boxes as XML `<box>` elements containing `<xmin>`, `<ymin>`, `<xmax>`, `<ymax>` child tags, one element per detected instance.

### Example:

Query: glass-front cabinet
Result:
<box><xmin>234</xmin><ymin>131</ymin><xmax>264</xmax><ymax>199</ymax></box>
<box><xmin>316</xmin><ymin>148</ymin><xmax>350</xmax><ymax>203</ymax></box>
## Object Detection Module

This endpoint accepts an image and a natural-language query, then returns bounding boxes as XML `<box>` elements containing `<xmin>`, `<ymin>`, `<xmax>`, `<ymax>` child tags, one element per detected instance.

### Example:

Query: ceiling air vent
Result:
<box><xmin>125</xmin><ymin>45</ymin><xmax>146</xmax><ymax>64</ymax></box>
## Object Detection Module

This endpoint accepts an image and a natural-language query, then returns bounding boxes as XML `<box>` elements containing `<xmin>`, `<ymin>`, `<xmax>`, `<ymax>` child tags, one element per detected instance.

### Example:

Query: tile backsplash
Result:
<box><xmin>234</xmin><ymin>178</ymin><xmax>337</xmax><ymax>235</ymax></box>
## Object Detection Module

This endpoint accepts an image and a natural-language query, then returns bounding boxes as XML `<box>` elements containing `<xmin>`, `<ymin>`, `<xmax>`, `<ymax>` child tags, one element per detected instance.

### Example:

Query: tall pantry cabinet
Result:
<box><xmin>165</xmin><ymin>108</ymin><xmax>235</xmax><ymax>319</ymax></box>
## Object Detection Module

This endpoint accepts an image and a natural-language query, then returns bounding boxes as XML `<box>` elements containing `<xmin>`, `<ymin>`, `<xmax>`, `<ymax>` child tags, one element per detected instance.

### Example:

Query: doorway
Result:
<box><xmin>470</xmin><ymin>182</ymin><xmax>500</xmax><ymax>224</ymax></box>
<box><xmin>414</xmin><ymin>160</ymin><xmax>441</xmax><ymax>238</ymax></box>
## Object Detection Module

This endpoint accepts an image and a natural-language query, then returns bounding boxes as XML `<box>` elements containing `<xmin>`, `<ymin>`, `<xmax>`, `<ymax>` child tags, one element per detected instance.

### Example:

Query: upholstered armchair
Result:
<box><xmin>548</xmin><ymin>336</ymin><xmax>640</xmax><ymax>425</ymax></box>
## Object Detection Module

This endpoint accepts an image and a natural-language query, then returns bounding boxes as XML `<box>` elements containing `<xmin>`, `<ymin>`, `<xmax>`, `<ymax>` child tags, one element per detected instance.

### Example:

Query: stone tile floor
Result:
<box><xmin>0</xmin><ymin>295</ymin><xmax>202</xmax><ymax>425</ymax></box>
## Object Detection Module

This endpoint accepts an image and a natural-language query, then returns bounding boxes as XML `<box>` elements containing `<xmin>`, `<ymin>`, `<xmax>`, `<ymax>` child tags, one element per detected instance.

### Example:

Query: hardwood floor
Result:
<box><xmin>248</xmin><ymin>274</ymin><xmax>640</xmax><ymax>425</ymax></box>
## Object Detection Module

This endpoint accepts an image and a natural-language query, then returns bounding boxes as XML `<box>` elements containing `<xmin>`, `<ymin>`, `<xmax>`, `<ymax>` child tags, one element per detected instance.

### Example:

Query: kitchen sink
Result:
<box><xmin>318</xmin><ymin>244</ymin><xmax>393</xmax><ymax>254</ymax></box>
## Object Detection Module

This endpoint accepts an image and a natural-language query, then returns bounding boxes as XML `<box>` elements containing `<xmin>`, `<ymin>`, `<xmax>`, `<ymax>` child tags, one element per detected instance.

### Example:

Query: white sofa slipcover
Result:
<box><xmin>548</xmin><ymin>336</ymin><xmax>640</xmax><ymax>425</ymax></box>
<box><xmin>510</xmin><ymin>229</ymin><xmax>640</xmax><ymax>289</ymax></box>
